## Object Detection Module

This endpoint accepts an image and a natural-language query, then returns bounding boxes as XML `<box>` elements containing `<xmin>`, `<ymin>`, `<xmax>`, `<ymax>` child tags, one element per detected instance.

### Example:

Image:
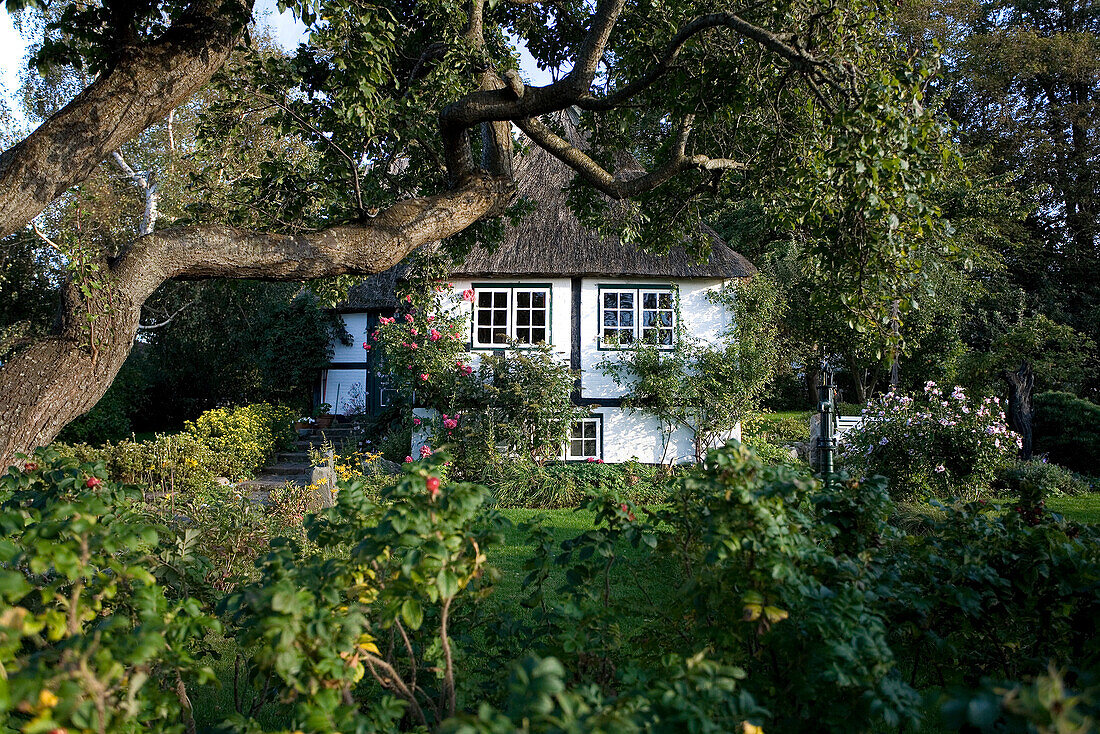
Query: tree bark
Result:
<box><xmin>1003</xmin><ymin>360</ymin><xmax>1034</xmax><ymax>461</ymax></box>
<box><xmin>0</xmin><ymin>0</ymin><xmax>252</xmax><ymax>239</ymax></box>
<box><xmin>0</xmin><ymin>177</ymin><xmax>512</xmax><ymax>468</ymax></box>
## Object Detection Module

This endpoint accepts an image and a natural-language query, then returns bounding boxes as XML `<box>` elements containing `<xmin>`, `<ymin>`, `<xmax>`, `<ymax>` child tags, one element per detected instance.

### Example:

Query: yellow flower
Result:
<box><xmin>742</xmin><ymin>723</ymin><xmax>764</xmax><ymax>734</ymax></box>
<box><xmin>37</xmin><ymin>689</ymin><xmax>59</xmax><ymax>709</ymax></box>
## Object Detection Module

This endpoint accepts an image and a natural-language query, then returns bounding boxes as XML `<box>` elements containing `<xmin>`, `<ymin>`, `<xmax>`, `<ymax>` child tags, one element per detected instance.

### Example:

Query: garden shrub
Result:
<box><xmin>53</xmin><ymin>402</ymin><xmax>296</xmax><ymax>492</ymax></box>
<box><xmin>0</xmin><ymin>449</ymin><xmax>220</xmax><ymax>734</ymax></box>
<box><xmin>184</xmin><ymin>402</ymin><xmax>297</xmax><ymax>479</ymax></box>
<box><xmin>995</xmin><ymin>459</ymin><xmax>1091</xmax><ymax>499</ymax></box>
<box><xmin>53</xmin><ymin>431</ymin><xmax>221</xmax><ymax>494</ymax></box>
<box><xmin>1033</xmin><ymin>391</ymin><xmax>1100</xmax><ymax>475</ymax></box>
<box><xmin>882</xmin><ymin>498</ymin><xmax>1100</xmax><ymax>686</ymax></box>
<box><xmin>741</xmin><ymin>411</ymin><xmax>811</xmax><ymax>444</ymax></box>
<box><xmin>840</xmin><ymin>382</ymin><xmax>1019</xmax><ymax>500</ymax></box>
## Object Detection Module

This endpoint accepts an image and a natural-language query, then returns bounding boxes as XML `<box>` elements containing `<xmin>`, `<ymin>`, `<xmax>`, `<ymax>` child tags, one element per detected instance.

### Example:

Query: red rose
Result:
<box><xmin>427</xmin><ymin>476</ymin><xmax>441</xmax><ymax>496</ymax></box>
<box><xmin>85</xmin><ymin>477</ymin><xmax>102</xmax><ymax>488</ymax></box>
<box><xmin>24</xmin><ymin>462</ymin><xmax>38</xmax><ymax>472</ymax></box>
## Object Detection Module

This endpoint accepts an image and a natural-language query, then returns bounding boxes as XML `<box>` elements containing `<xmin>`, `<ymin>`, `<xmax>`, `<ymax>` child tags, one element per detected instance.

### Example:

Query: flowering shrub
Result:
<box><xmin>372</xmin><ymin>272</ymin><xmax>469</xmax><ymax>406</ymax></box>
<box><xmin>53</xmin><ymin>402</ymin><xmax>297</xmax><ymax>491</ymax></box>
<box><xmin>840</xmin><ymin>383</ymin><xmax>1020</xmax><ymax>499</ymax></box>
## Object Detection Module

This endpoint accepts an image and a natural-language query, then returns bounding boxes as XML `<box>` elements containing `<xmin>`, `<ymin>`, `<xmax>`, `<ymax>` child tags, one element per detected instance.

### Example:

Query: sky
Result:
<box><xmin>0</xmin><ymin>1</ymin><xmax>551</xmax><ymax>126</ymax></box>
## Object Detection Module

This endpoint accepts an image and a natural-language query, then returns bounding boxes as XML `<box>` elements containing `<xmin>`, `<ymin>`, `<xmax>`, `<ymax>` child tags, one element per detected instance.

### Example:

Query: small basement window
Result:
<box><xmin>472</xmin><ymin>285</ymin><xmax>551</xmax><ymax>348</ymax></box>
<box><xmin>600</xmin><ymin>286</ymin><xmax>675</xmax><ymax>348</ymax></box>
<box><xmin>566</xmin><ymin>417</ymin><xmax>602</xmax><ymax>461</ymax></box>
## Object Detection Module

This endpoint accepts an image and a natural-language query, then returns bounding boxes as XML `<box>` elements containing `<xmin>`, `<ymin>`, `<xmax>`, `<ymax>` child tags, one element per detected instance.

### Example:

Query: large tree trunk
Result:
<box><xmin>0</xmin><ymin>177</ymin><xmax>511</xmax><ymax>468</ymax></box>
<box><xmin>1003</xmin><ymin>360</ymin><xmax>1034</xmax><ymax>461</ymax></box>
<box><xmin>0</xmin><ymin>0</ymin><xmax>253</xmax><ymax>239</ymax></box>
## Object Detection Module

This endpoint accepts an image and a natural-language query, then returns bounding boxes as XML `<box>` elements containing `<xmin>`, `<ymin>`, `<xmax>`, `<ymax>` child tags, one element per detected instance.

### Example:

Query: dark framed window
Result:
<box><xmin>599</xmin><ymin>286</ymin><xmax>676</xmax><ymax>349</ymax></box>
<box><xmin>472</xmin><ymin>285</ymin><xmax>551</xmax><ymax>348</ymax></box>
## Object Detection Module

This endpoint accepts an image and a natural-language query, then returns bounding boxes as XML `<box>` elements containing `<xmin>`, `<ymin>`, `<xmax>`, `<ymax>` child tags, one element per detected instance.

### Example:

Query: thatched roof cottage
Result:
<box><xmin>322</xmin><ymin>125</ymin><xmax>755</xmax><ymax>464</ymax></box>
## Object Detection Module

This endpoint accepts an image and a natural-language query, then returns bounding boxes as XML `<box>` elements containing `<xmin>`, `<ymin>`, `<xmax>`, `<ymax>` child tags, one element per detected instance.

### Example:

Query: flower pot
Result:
<box><xmin>315</xmin><ymin>415</ymin><xmax>334</xmax><ymax>428</ymax></box>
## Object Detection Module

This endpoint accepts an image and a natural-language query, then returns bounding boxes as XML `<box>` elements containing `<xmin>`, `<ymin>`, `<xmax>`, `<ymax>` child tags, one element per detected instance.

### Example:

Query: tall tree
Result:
<box><xmin>0</xmin><ymin>0</ymin><xmax>952</xmax><ymax>466</ymax></box>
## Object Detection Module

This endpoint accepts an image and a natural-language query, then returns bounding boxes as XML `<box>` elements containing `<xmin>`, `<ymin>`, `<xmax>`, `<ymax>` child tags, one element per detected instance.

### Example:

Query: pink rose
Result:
<box><xmin>430</xmin><ymin>328</ymin><xmax>442</xmax><ymax>342</ymax></box>
<box><xmin>405</xmin><ymin>294</ymin><xmax>413</xmax><ymax>303</ymax></box>
<box><xmin>427</xmin><ymin>315</ymin><xmax>435</xmax><ymax>322</ymax></box>
<box><xmin>362</xmin><ymin>341</ymin><xmax>368</xmax><ymax>349</ymax></box>
<box><xmin>405</xmin><ymin>314</ymin><xmax>414</xmax><ymax>322</ymax></box>
<box><xmin>462</xmin><ymin>289</ymin><xmax>475</xmax><ymax>302</ymax></box>
<box><xmin>413</xmin><ymin>417</ymin><xmax>421</xmax><ymax>426</ymax></box>
<box><xmin>405</xmin><ymin>456</ymin><xmax>413</xmax><ymax>463</ymax></box>
<box><xmin>409</xmin><ymin>342</ymin><xmax>418</xmax><ymax>349</ymax></box>
<box><xmin>420</xmin><ymin>445</ymin><xmax>433</xmax><ymax>458</ymax></box>
<box><xmin>443</xmin><ymin>418</ymin><xmax>458</xmax><ymax>430</ymax></box>
<box><xmin>410</xmin><ymin>327</ymin><xmax>418</xmax><ymax>336</ymax></box>
<box><xmin>420</xmin><ymin>373</ymin><xmax>430</xmax><ymax>381</ymax></box>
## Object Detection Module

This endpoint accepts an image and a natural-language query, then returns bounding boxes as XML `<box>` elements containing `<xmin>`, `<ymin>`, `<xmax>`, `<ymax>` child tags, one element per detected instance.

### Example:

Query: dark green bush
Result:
<box><xmin>1033</xmin><ymin>391</ymin><xmax>1100</xmax><ymax>475</ymax></box>
<box><xmin>996</xmin><ymin>459</ymin><xmax>1091</xmax><ymax>499</ymax></box>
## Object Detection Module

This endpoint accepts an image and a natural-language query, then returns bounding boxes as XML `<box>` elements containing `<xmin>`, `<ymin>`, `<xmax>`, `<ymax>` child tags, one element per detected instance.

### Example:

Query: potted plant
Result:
<box><xmin>315</xmin><ymin>403</ymin><xmax>334</xmax><ymax>429</ymax></box>
<box><xmin>294</xmin><ymin>415</ymin><xmax>316</xmax><ymax>433</ymax></box>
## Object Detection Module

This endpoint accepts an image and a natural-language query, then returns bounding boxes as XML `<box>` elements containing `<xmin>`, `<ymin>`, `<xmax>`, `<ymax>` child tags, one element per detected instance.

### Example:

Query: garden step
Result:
<box><xmin>276</xmin><ymin>451</ymin><xmax>311</xmax><ymax>463</ymax></box>
<box><xmin>237</xmin><ymin>475</ymin><xmax>310</xmax><ymax>491</ymax></box>
<box><xmin>259</xmin><ymin>462</ymin><xmax>312</xmax><ymax>476</ymax></box>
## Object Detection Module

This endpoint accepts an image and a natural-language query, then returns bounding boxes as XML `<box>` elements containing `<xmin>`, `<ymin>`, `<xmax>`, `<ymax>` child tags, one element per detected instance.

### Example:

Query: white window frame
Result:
<box><xmin>598</xmin><ymin>286</ymin><xmax>676</xmax><ymax>349</ymax></box>
<box><xmin>564</xmin><ymin>417</ymin><xmax>602</xmax><ymax>461</ymax></box>
<box><xmin>471</xmin><ymin>284</ymin><xmax>551</xmax><ymax>349</ymax></box>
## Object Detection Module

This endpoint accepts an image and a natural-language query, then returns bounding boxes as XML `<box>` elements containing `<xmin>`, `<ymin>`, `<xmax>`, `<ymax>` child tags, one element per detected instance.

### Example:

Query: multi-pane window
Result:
<box><xmin>567</xmin><ymin>418</ymin><xmax>601</xmax><ymax>460</ymax></box>
<box><xmin>599</xmin><ymin>287</ymin><xmax>676</xmax><ymax>348</ymax></box>
<box><xmin>601</xmin><ymin>290</ymin><xmax>635</xmax><ymax>345</ymax></box>
<box><xmin>472</xmin><ymin>285</ymin><xmax>551</xmax><ymax>348</ymax></box>
<box><xmin>513</xmin><ymin>289</ymin><xmax>549</xmax><ymax>344</ymax></box>
<box><xmin>640</xmin><ymin>290</ymin><xmax>675</xmax><ymax>346</ymax></box>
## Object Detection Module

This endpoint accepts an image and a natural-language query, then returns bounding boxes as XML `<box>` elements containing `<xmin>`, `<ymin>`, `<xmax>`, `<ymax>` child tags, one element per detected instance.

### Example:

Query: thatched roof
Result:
<box><xmin>450</xmin><ymin>124</ymin><xmax>755</xmax><ymax>279</ymax></box>
<box><xmin>339</xmin><ymin>118</ymin><xmax>754</xmax><ymax>309</ymax></box>
<box><xmin>339</xmin><ymin>269</ymin><xmax>401</xmax><ymax>311</ymax></box>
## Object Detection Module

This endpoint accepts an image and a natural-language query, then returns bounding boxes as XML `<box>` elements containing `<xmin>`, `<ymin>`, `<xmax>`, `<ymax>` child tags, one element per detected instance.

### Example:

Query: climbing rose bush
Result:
<box><xmin>840</xmin><ymin>383</ymin><xmax>1020</xmax><ymax>500</ymax></box>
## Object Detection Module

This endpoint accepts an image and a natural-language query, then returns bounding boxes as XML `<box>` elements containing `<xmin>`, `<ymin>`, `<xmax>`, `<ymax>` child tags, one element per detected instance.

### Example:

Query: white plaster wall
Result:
<box><xmin>591</xmin><ymin>406</ymin><xmax>742</xmax><ymax>464</ymax></box>
<box><xmin>330</xmin><ymin>313</ymin><xmax>371</xmax><ymax>364</ymax></box>
<box><xmin>579</xmin><ymin>278</ymin><xmax>731</xmax><ymax>398</ymax></box>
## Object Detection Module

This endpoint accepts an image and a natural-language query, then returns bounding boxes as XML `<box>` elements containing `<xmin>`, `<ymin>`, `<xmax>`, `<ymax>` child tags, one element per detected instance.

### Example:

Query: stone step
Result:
<box><xmin>259</xmin><ymin>462</ymin><xmax>312</xmax><ymax>476</ymax></box>
<box><xmin>237</xmin><ymin>475</ymin><xmax>310</xmax><ymax>491</ymax></box>
<box><xmin>277</xmin><ymin>451</ymin><xmax>311</xmax><ymax>463</ymax></box>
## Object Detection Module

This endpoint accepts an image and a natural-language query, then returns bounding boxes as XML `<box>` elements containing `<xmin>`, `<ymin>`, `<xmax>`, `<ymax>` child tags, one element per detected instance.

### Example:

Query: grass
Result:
<box><xmin>1048</xmin><ymin>494</ymin><xmax>1100</xmax><ymax>524</ymax></box>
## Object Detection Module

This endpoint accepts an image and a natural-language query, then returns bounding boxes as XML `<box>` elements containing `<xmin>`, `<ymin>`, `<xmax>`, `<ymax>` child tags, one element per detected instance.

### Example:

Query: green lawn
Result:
<box><xmin>1048</xmin><ymin>494</ymin><xmax>1100</xmax><ymax>524</ymax></box>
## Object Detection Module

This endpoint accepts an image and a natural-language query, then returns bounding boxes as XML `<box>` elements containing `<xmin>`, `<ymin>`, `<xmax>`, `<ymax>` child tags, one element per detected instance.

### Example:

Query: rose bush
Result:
<box><xmin>840</xmin><ymin>382</ymin><xmax>1019</xmax><ymax>500</ymax></box>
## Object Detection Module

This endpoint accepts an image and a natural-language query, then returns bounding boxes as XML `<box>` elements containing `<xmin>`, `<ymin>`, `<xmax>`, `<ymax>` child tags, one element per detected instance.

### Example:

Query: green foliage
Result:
<box><xmin>961</xmin><ymin>314</ymin><xmax>1097</xmax><ymax>397</ymax></box>
<box><xmin>647</xmin><ymin>443</ymin><xmax>921</xmax><ymax>731</ymax></box>
<box><xmin>485</xmin><ymin>459</ymin><xmax>675</xmax><ymax>509</ymax></box>
<box><xmin>996</xmin><ymin>459</ymin><xmax>1091</xmax><ymax>500</ymax></box>
<box><xmin>939</xmin><ymin>666</ymin><xmax>1100</xmax><ymax>733</ymax></box>
<box><xmin>600</xmin><ymin>277</ymin><xmax>783</xmax><ymax>461</ymax></box>
<box><xmin>54</xmin><ymin>402</ymin><xmax>296</xmax><ymax>491</ymax></box>
<box><xmin>1033</xmin><ymin>392</ymin><xmax>1100</xmax><ymax>475</ymax></box>
<box><xmin>0</xmin><ymin>448</ymin><xmax>221</xmax><ymax>734</ymax></box>
<box><xmin>883</xmin><ymin>498</ymin><xmax>1100</xmax><ymax>686</ymax></box>
<box><xmin>221</xmin><ymin>452</ymin><xmax>508</xmax><ymax>729</ymax></box>
<box><xmin>840</xmin><ymin>383</ymin><xmax>1019</xmax><ymax>500</ymax></box>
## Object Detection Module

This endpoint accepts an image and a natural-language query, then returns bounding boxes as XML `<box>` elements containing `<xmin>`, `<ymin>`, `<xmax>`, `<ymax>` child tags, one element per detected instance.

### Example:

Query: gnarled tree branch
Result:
<box><xmin>0</xmin><ymin>0</ymin><xmax>253</xmax><ymax>239</ymax></box>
